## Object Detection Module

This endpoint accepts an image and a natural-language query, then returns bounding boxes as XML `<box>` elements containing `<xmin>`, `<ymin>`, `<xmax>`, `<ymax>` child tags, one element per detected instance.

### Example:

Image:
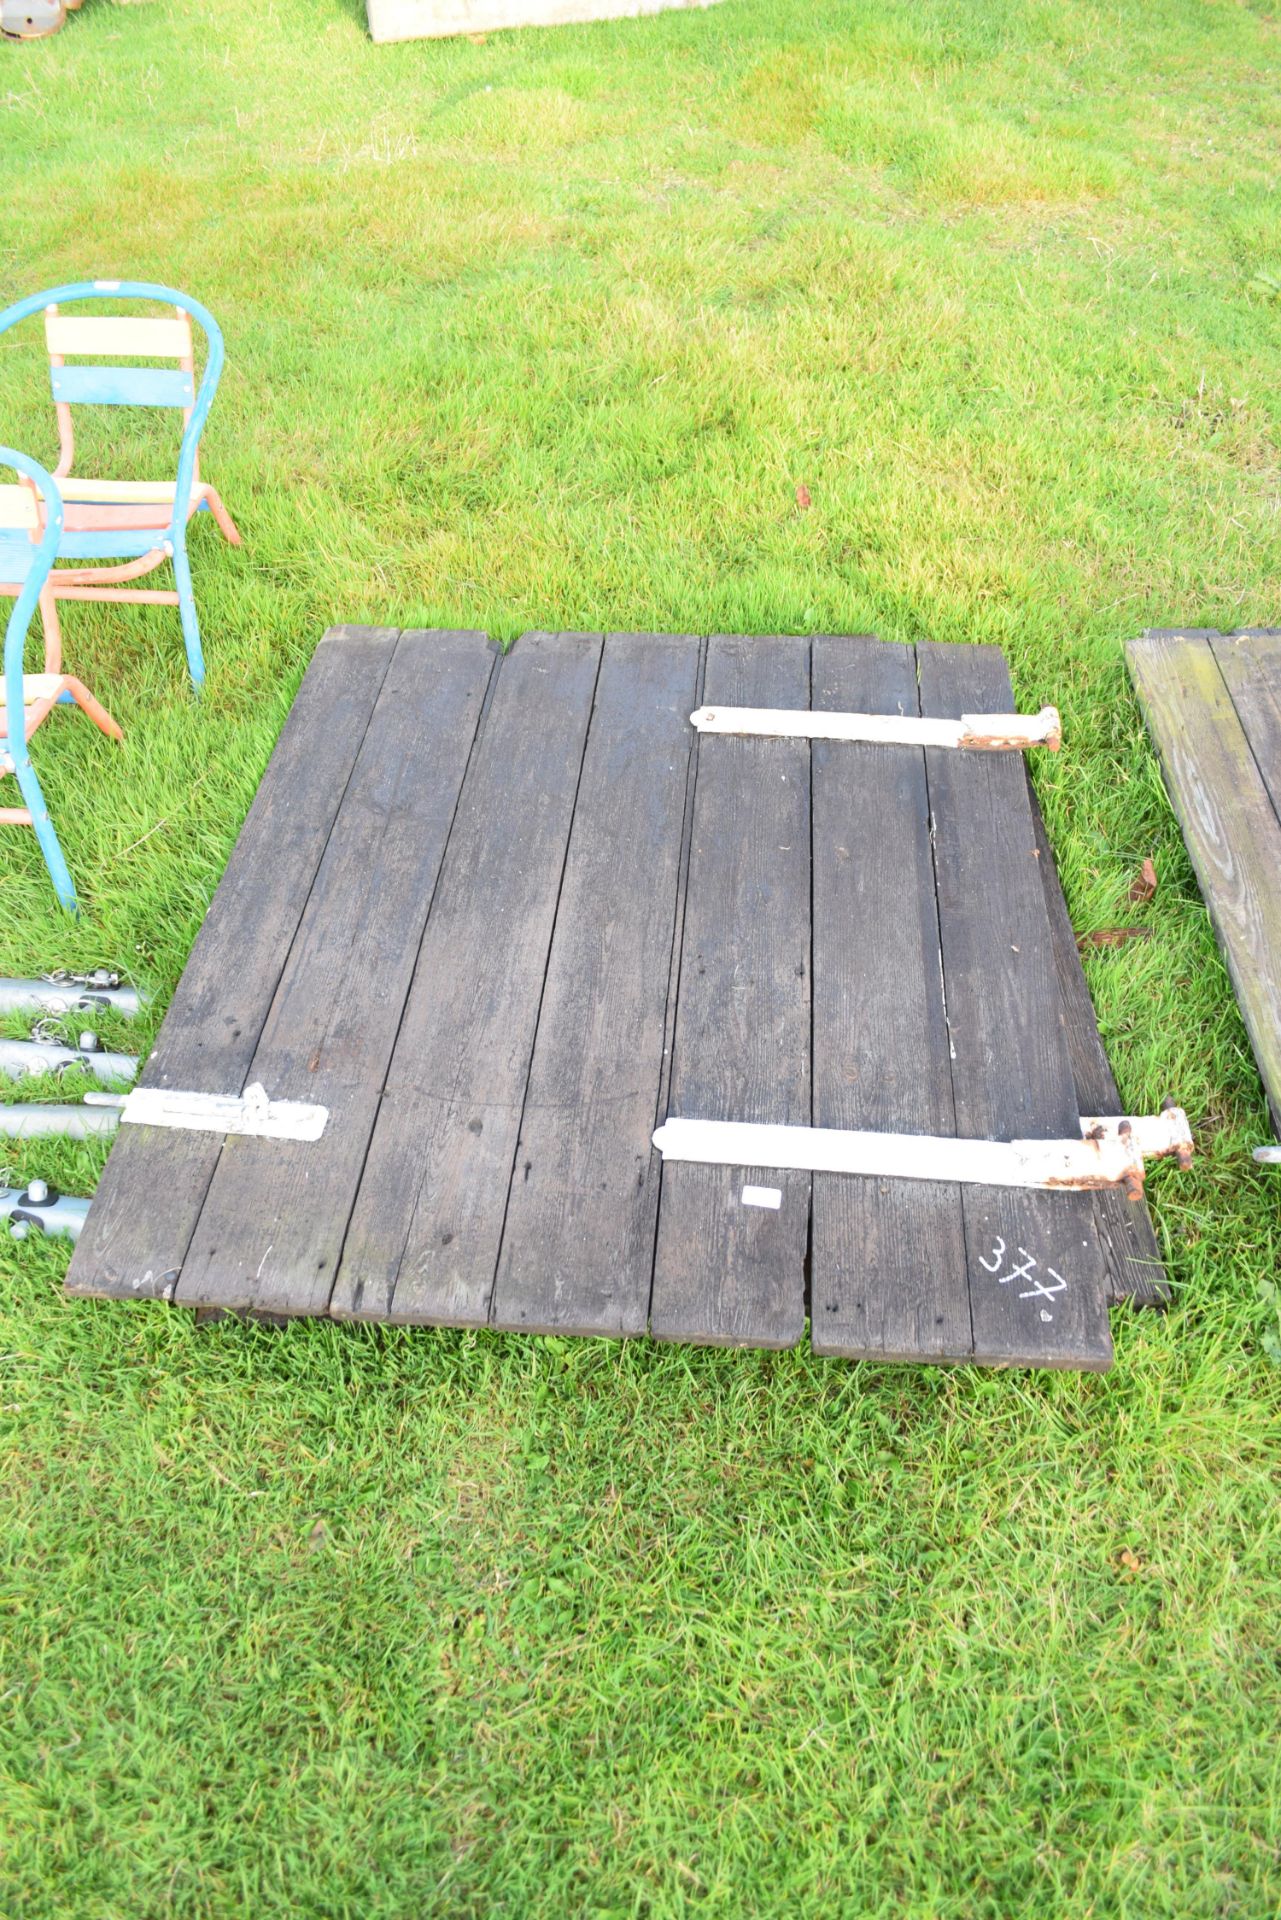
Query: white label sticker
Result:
<box><xmin>741</xmin><ymin>1185</ymin><xmax>782</xmax><ymax>1210</ymax></box>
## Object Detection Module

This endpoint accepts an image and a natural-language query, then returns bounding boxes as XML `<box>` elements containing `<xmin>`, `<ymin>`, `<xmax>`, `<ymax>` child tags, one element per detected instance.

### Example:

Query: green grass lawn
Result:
<box><xmin>3</xmin><ymin>0</ymin><xmax>1281</xmax><ymax>1912</ymax></box>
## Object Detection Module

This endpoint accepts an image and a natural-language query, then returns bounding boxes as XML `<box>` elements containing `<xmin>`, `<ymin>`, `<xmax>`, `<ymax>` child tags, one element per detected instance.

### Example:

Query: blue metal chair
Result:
<box><xmin>0</xmin><ymin>280</ymin><xmax>240</xmax><ymax>692</ymax></box>
<box><xmin>1</xmin><ymin>448</ymin><xmax>122</xmax><ymax>913</ymax></box>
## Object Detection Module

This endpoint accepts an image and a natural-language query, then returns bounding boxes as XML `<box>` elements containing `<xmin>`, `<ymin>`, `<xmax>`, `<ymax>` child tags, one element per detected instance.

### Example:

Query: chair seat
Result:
<box><xmin>56</xmin><ymin>528</ymin><xmax>173</xmax><ymax>562</ymax></box>
<box><xmin>55</xmin><ymin>477</ymin><xmax>215</xmax><ymax>549</ymax></box>
<box><xmin>58</xmin><ymin>477</ymin><xmax>210</xmax><ymax>507</ymax></box>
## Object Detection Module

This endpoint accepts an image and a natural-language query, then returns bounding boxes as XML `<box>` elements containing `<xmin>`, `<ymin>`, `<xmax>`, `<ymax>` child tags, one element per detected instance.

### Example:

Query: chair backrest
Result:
<box><xmin>1</xmin><ymin>448</ymin><xmax>61</xmax><ymax>738</ymax></box>
<box><xmin>0</xmin><ymin>281</ymin><xmax>225</xmax><ymax>542</ymax></box>
<box><xmin>46</xmin><ymin>305</ymin><xmax>197</xmax><ymax>415</ymax></box>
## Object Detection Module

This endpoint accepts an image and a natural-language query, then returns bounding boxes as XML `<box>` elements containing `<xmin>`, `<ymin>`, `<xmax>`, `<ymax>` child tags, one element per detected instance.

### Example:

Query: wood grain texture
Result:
<box><xmin>1026</xmin><ymin>775</ymin><xmax>1168</xmax><ymax>1308</ymax></box>
<box><xmin>1130</xmin><ymin>630</ymin><xmax>1281</xmax><ymax>1136</ymax></box>
<box><xmin>176</xmin><ymin>632</ymin><xmax>495</xmax><ymax>1315</ymax></box>
<box><xmin>650</xmin><ymin>634</ymin><xmax>811</xmax><ymax>1350</ymax></box>
<box><xmin>918</xmin><ymin>643</ymin><xmax>1112</xmax><ymax>1370</ymax></box>
<box><xmin>1212</xmin><ymin>629</ymin><xmax>1281</xmax><ymax>821</ymax></box>
<box><xmin>809</xmin><ymin>637</ymin><xmax>971</xmax><ymax>1361</ymax></box>
<box><xmin>489</xmin><ymin>634</ymin><xmax>700</xmax><ymax>1337</ymax></box>
<box><xmin>331</xmin><ymin>631</ymin><xmax>603</xmax><ymax>1326</ymax></box>
<box><xmin>65</xmin><ymin>627</ymin><xmax>399</xmax><ymax>1302</ymax></box>
<box><xmin>69</xmin><ymin>629</ymin><xmax>1138</xmax><ymax>1370</ymax></box>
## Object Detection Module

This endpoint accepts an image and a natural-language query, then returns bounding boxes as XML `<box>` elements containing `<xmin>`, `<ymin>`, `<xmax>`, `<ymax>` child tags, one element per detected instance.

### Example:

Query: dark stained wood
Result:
<box><xmin>918</xmin><ymin>643</ymin><xmax>1112</xmax><ymax>1370</ymax></box>
<box><xmin>330</xmin><ymin>631</ymin><xmax>603</xmax><ymax>1326</ymax></box>
<box><xmin>1129</xmin><ymin>630</ymin><xmax>1281</xmax><ymax>1136</ymax></box>
<box><xmin>489</xmin><ymin>634</ymin><xmax>701</xmax><ymax>1337</ymax></box>
<box><xmin>175</xmin><ymin>631</ymin><xmax>496</xmax><ymax>1315</ymax></box>
<box><xmin>1026</xmin><ymin>777</ymin><xmax>1168</xmax><ymax>1309</ymax></box>
<box><xmin>652</xmin><ymin>640</ymin><xmax>707</xmax><ymax>1183</ymax></box>
<box><xmin>809</xmin><ymin>637</ymin><xmax>971</xmax><ymax>1361</ymax></box>
<box><xmin>68</xmin><ymin>628</ymin><xmax>1145</xmax><ymax>1371</ymax></box>
<box><xmin>650</xmin><ymin>634</ymin><xmax>811</xmax><ymax>1350</ymax></box>
<box><xmin>64</xmin><ymin>627</ymin><xmax>400</xmax><ymax>1301</ymax></box>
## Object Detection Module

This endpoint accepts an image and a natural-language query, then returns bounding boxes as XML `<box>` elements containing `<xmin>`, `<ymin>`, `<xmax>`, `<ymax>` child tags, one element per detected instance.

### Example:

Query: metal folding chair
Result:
<box><xmin>0</xmin><ymin>448</ymin><xmax>121</xmax><ymax>913</ymax></box>
<box><xmin>0</xmin><ymin>280</ymin><xmax>240</xmax><ymax>691</ymax></box>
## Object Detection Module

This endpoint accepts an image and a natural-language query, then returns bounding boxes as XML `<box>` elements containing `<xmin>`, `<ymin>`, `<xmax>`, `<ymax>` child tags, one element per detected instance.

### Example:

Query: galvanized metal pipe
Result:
<box><xmin>0</xmin><ymin>1036</ymin><xmax>138</xmax><ymax>1085</ymax></box>
<box><xmin>0</xmin><ymin>975</ymin><xmax>148</xmax><ymax>1019</ymax></box>
<box><xmin>0</xmin><ymin>1102</ymin><xmax>120</xmax><ymax>1140</ymax></box>
<box><xmin>1</xmin><ymin>1182</ymin><xmax>89</xmax><ymax>1243</ymax></box>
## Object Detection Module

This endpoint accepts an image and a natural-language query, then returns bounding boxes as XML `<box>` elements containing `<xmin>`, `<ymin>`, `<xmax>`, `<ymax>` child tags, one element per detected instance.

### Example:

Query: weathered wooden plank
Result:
<box><xmin>1130</xmin><ymin>630</ymin><xmax>1281</xmax><ymax>1136</ymax></box>
<box><xmin>1217</xmin><ymin>627</ymin><xmax>1281</xmax><ymax>1131</ymax></box>
<box><xmin>366</xmin><ymin>0</ymin><xmax>721</xmax><ymax>48</ymax></box>
<box><xmin>175</xmin><ymin>632</ymin><xmax>496</xmax><ymax>1315</ymax></box>
<box><xmin>809</xmin><ymin>637</ymin><xmax>971</xmax><ymax>1362</ymax></box>
<box><xmin>489</xmin><ymin>634</ymin><xmax>701</xmax><ymax>1337</ymax></box>
<box><xmin>331</xmin><ymin>631</ymin><xmax>603</xmax><ymax>1326</ymax></box>
<box><xmin>650</xmin><ymin>634</ymin><xmax>811</xmax><ymax>1350</ymax></box>
<box><xmin>65</xmin><ymin>627</ymin><xmax>400</xmax><ymax>1302</ymax></box>
<box><xmin>1212</xmin><ymin>629</ymin><xmax>1281</xmax><ymax>823</ymax></box>
<box><xmin>918</xmin><ymin>644</ymin><xmax>1112</xmax><ymax>1370</ymax></box>
<box><xmin>1026</xmin><ymin>776</ymin><xmax>1168</xmax><ymax>1309</ymax></box>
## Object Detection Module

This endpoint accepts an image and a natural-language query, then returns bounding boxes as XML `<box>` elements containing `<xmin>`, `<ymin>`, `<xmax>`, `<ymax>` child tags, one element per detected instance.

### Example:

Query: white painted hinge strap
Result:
<box><xmin>689</xmin><ymin>704</ymin><xmax>1062</xmax><ymax>751</ymax></box>
<box><xmin>652</xmin><ymin>1109</ymin><xmax>1192</xmax><ymax>1192</ymax></box>
<box><xmin>116</xmin><ymin>1081</ymin><xmax>328</xmax><ymax>1142</ymax></box>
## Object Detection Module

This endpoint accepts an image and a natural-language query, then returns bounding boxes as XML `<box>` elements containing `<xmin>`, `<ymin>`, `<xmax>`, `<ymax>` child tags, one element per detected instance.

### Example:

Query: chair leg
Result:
<box><xmin>39</xmin><ymin>585</ymin><xmax>63</xmax><ymax>675</ymax></box>
<box><xmin>203</xmin><ymin>487</ymin><xmax>242</xmax><ymax>547</ymax></box>
<box><xmin>171</xmin><ymin>537</ymin><xmax>206</xmax><ymax>690</ymax></box>
<box><xmin>11</xmin><ymin>754</ymin><xmax>77</xmax><ymax>913</ymax></box>
<box><xmin>62</xmin><ymin>677</ymin><xmax>124</xmax><ymax>743</ymax></box>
